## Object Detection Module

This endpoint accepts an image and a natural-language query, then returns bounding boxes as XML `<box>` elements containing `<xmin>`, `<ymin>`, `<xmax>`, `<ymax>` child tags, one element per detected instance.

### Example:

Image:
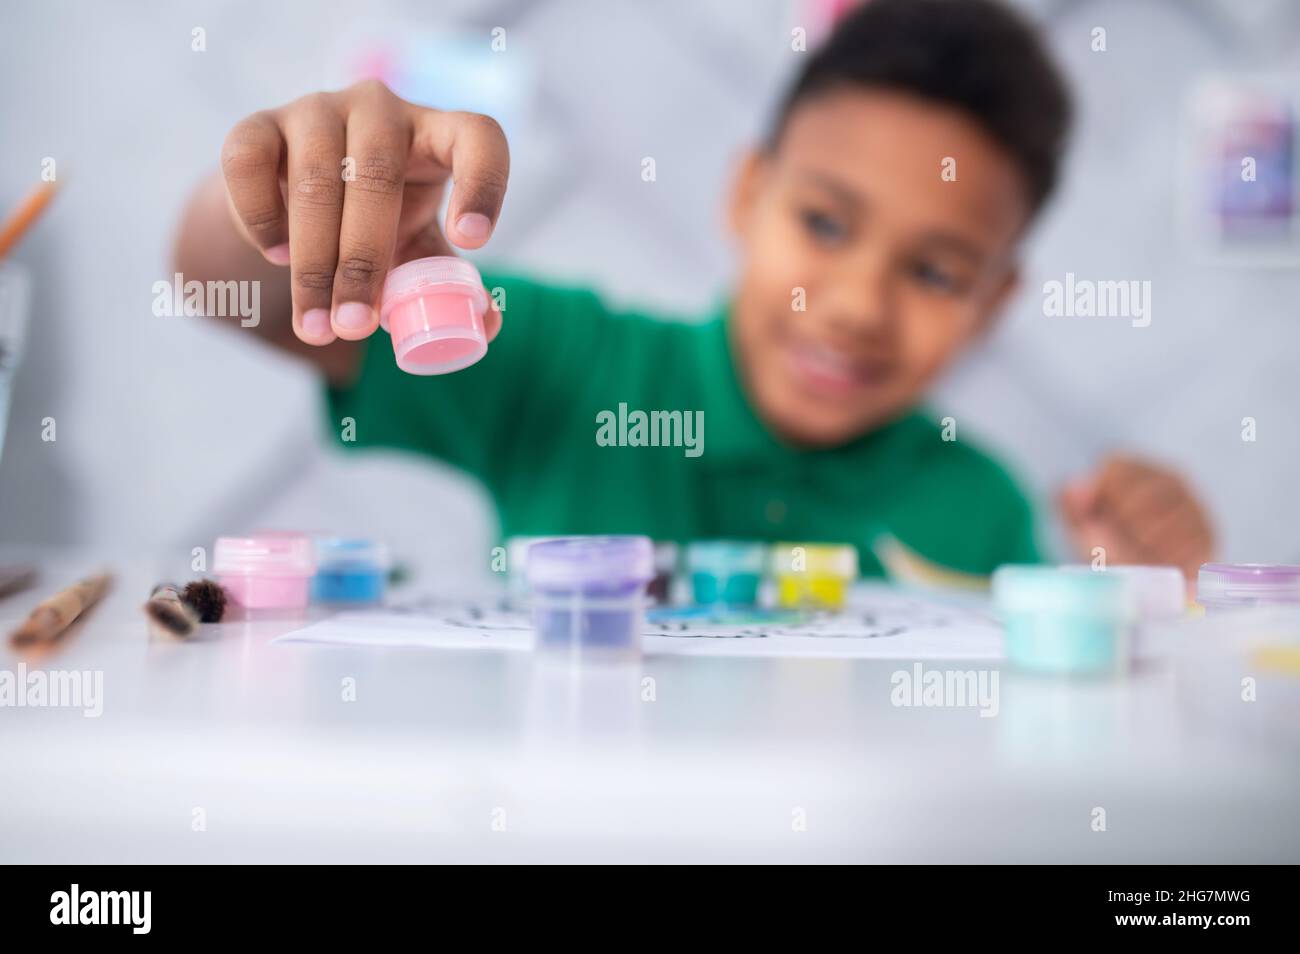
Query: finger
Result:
<box><xmin>220</xmin><ymin>112</ymin><xmax>290</xmax><ymax>264</ymax></box>
<box><xmin>1127</xmin><ymin>499</ymin><xmax>1212</xmax><ymax>561</ymax></box>
<box><xmin>331</xmin><ymin>98</ymin><xmax>411</xmax><ymax>340</ymax></box>
<box><xmin>407</xmin><ymin>108</ymin><xmax>510</xmax><ymax>249</ymax></box>
<box><xmin>1167</xmin><ymin>535</ymin><xmax>1213</xmax><ymax>583</ymax></box>
<box><xmin>1081</xmin><ymin>456</ymin><xmax>1165</xmax><ymax>526</ymax></box>
<box><xmin>1156</xmin><ymin>531</ymin><xmax>1209</xmax><ymax>579</ymax></box>
<box><xmin>1100</xmin><ymin>471</ymin><xmax>1184</xmax><ymax>532</ymax></box>
<box><xmin>282</xmin><ymin>95</ymin><xmax>347</xmax><ymax>345</ymax></box>
<box><xmin>1114</xmin><ymin>489</ymin><xmax>1192</xmax><ymax>554</ymax></box>
<box><xmin>1129</xmin><ymin>521</ymin><xmax>1205</xmax><ymax>581</ymax></box>
<box><xmin>1091</xmin><ymin>456</ymin><xmax>1160</xmax><ymax>501</ymax></box>
<box><xmin>1128</xmin><ymin>513</ymin><xmax>1186</xmax><ymax>558</ymax></box>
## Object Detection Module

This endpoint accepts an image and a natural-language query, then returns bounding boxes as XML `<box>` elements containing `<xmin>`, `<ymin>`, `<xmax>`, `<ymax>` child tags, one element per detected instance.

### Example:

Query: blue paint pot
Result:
<box><xmin>312</xmin><ymin>537</ymin><xmax>390</xmax><ymax>604</ymax></box>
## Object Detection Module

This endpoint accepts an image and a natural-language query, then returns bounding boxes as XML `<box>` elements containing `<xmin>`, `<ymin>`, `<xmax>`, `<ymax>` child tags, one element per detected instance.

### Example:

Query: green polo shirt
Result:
<box><xmin>326</xmin><ymin>271</ymin><xmax>1041</xmax><ymax>576</ymax></box>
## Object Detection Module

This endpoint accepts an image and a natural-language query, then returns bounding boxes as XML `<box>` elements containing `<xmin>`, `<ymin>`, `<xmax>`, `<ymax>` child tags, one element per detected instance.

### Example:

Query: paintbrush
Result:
<box><xmin>0</xmin><ymin>563</ymin><xmax>37</xmax><ymax>600</ymax></box>
<box><xmin>9</xmin><ymin>570</ymin><xmax>112</xmax><ymax>647</ymax></box>
<box><xmin>0</xmin><ymin>180</ymin><xmax>60</xmax><ymax>259</ymax></box>
<box><xmin>144</xmin><ymin>584</ymin><xmax>199</xmax><ymax>638</ymax></box>
<box><xmin>181</xmin><ymin>579</ymin><xmax>227</xmax><ymax>622</ymax></box>
<box><xmin>144</xmin><ymin>579</ymin><xmax>228</xmax><ymax>638</ymax></box>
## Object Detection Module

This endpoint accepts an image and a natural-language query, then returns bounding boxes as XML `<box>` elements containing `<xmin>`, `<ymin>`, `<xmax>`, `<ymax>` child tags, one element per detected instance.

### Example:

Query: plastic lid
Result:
<box><xmin>379</xmin><ymin>256</ymin><xmax>488</xmax><ymax>313</ymax></box>
<box><xmin>1197</xmin><ymin>563</ymin><xmax>1300</xmax><ymax>606</ymax></box>
<box><xmin>686</xmin><ymin>540</ymin><xmax>767</xmax><ymax>575</ymax></box>
<box><xmin>314</xmin><ymin>536</ymin><xmax>390</xmax><ymax>570</ymax></box>
<box><xmin>770</xmin><ymin>542</ymin><xmax>858</xmax><ymax>578</ymax></box>
<box><xmin>1092</xmin><ymin>565</ymin><xmax>1184</xmax><ymax>619</ymax></box>
<box><xmin>992</xmin><ymin>565</ymin><xmax>1133</xmax><ymax>617</ymax></box>
<box><xmin>526</xmin><ymin>536</ymin><xmax>654</xmax><ymax>590</ymax></box>
<box><xmin>505</xmin><ymin>536</ymin><xmax>561</xmax><ymax>573</ymax></box>
<box><xmin>213</xmin><ymin>532</ymin><xmax>315</xmax><ymax>577</ymax></box>
<box><xmin>379</xmin><ymin>256</ymin><xmax>489</xmax><ymax>375</ymax></box>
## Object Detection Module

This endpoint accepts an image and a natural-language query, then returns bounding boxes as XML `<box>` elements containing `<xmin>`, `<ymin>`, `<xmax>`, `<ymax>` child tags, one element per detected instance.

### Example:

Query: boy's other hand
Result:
<box><xmin>1058</xmin><ymin>455</ymin><xmax>1214</xmax><ymax>583</ymax></box>
<box><xmin>220</xmin><ymin>80</ymin><xmax>509</xmax><ymax>345</ymax></box>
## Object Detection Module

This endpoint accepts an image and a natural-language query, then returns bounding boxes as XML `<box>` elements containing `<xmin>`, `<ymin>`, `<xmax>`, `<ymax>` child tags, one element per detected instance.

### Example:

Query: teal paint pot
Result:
<box><xmin>686</xmin><ymin>540</ymin><xmax>767</xmax><ymax>607</ymax></box>
<box><xmin>993</xmin><ymin>566</ymin><xmax>1135</xmax><ymax>675</ymax></box>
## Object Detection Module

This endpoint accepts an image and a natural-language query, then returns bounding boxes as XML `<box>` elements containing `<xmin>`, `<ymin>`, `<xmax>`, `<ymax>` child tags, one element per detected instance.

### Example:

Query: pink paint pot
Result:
<box><xmin>379</xmin><ymin>256</ymin><xmax>489</xmax><ymax>375</ymax></box>
<box><xmin>213</xmin><ymin>532</ymin><xmax>315</xmax><ymax>610</ymax></box>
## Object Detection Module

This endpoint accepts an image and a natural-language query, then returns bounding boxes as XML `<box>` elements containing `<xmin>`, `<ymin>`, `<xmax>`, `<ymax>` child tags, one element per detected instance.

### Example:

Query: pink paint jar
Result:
<box><xmin>213</xmin><ymin>532</ymin><xmax>315</xmax><ymax>610</ymax></box>
<box><xmin>379</xmin><ymin>256</ymin><xmax>489</xmax><ymax>374</ymax></box>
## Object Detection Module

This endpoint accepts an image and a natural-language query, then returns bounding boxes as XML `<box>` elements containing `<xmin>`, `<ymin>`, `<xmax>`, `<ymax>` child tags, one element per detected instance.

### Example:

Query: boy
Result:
<box><xmin>175</xmin><ymin>0</ymin><xmax>1213</xmax><ymax>580</ymax></box>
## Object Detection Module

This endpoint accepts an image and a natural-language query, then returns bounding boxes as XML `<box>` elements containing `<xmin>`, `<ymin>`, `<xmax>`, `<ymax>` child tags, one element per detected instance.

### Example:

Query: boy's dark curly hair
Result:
<box><xmin>772</xmin><ymin>0</ymin><xmax>1073</xmax><ymax>214</ymax></box>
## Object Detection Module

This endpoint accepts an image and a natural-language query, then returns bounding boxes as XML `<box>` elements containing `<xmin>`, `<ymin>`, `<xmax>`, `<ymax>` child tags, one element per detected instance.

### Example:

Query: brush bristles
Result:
<box><xmin>181</xmin><ymin>579</ymin><xmax>227</xmax><ymax>623</ymax></box>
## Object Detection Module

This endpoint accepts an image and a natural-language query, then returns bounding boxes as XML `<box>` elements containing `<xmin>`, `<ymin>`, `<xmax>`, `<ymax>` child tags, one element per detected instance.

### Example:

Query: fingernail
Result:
<box><xmin>455</xmin><ymin>212</ymin><xmax>492</xmax><ymax>242</ymax></box>
<box><xmin>265</xmin><ymin>243</ymin><xmax>291</xmax><ymax>266</ymax></box>
<box><xmin>335</xmin><ymin>302</ymin><xmax>374</xmax><ymax>330</ymax></box>
<box><xmin>302</xmin><ymin>308</ymin><xmax>332</xmax><ymax>340</ymax></box>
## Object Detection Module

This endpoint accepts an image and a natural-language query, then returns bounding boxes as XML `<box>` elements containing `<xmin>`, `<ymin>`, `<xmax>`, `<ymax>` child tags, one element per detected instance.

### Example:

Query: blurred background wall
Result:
<box><xmin>1</xmin><ymin>0</ymin><xmax>1298</xmax><ymax>580</ymax></box>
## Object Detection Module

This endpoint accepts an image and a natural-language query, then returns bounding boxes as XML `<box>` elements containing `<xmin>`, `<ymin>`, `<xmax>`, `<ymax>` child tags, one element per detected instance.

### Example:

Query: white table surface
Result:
<box><xmin>2</xmin><ymin>552</ymin><xmax>1297</xmax><ymax>864</ymax></box>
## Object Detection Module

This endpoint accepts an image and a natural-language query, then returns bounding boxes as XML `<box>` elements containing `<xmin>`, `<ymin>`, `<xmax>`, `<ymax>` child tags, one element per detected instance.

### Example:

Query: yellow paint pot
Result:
<box><xmin>771</xmin><ymin>543</ymin><xmax>858</xmax><ymax>610</ymax></box>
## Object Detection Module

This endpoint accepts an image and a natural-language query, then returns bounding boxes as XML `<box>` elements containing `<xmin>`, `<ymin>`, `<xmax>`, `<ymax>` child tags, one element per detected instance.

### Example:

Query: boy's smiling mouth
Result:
<box><xmin>784</xmin><ymin>337</ymin><xmax>893</xmax><ymax>399</ymax></box>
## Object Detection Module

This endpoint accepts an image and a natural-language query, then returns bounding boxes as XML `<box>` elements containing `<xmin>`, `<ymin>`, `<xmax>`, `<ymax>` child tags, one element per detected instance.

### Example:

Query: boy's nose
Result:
<box><xmin>823</xmin><ymin>255</ymin><xmax>894</xmax><ymax>336</ymax></box>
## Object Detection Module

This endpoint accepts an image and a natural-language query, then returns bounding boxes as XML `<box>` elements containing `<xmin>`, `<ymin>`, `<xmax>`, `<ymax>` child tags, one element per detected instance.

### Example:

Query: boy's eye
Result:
<box><xmin>910</xmin><ymin>259</ymin><xmax>965</xmax><ymax>294</ymax></box>
<box><xmin>800</xmin><ymin>208</ymin><xmax>848</xmax><ymax>244</ymax></box>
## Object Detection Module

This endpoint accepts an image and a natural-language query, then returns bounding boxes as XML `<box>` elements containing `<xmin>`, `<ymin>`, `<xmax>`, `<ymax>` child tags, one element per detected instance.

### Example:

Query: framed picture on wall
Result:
<box><xmin>1181</xmin><ymin>75</ymin><xmax>1300</xmax><ymax>265</ymax></box>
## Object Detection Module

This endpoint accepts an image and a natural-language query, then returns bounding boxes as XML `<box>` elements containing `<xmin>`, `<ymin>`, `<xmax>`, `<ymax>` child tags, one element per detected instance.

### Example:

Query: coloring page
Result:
<box><xmin>275</xmin><ymin>585</ymin><xmax>1004</xmax><ymax>659</ymax></box>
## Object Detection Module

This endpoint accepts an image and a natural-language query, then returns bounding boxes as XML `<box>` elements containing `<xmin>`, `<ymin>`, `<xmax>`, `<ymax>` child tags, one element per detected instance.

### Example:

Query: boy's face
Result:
<box><xmin>728</xmin><ymin>88</ymin><xmax>1029</xmax><ymax>448</ymax></box>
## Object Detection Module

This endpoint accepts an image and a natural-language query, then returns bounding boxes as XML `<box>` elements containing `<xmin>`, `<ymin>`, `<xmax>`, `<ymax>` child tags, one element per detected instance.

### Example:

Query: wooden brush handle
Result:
<box><xmin>0</xmin><ymin>181</ymin><xmax>59</xmax><ymax>259</ymax></box>
<box><xmin>11</xmin><ymin>571</ymin><xmax>111</xmax><ymax>645</ymax></box>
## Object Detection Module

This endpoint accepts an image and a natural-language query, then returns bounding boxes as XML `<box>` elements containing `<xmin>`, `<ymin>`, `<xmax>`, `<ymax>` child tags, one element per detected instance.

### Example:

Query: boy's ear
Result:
<box><xmin>973</xmin><ymin>264</ymin><xmax>1022</xmax><ymax>338</ymax></box>
<box><xmin>727</xmin><ymin>148</ymin><xmax>768</xmax><ymax>238</ymax></box>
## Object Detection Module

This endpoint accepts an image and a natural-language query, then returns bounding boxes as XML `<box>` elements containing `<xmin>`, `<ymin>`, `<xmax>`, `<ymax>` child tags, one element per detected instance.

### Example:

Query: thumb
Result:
<box><xmin>1057</xmin><ymin>476</ymin><xmax>1099</xmax><ymax>527</ymax></box>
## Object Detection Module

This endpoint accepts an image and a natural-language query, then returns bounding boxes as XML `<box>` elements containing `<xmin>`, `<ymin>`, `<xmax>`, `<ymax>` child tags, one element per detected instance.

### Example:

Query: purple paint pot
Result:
<box><xmin>1197</xmin><ymin>563</ymin><xmax>1300</xmax><ymax>613</ymax></box>
<box><xmin>526</xmin><ymin>536</ymin><xmax>654</xmax><ymax>661</ymax></box>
